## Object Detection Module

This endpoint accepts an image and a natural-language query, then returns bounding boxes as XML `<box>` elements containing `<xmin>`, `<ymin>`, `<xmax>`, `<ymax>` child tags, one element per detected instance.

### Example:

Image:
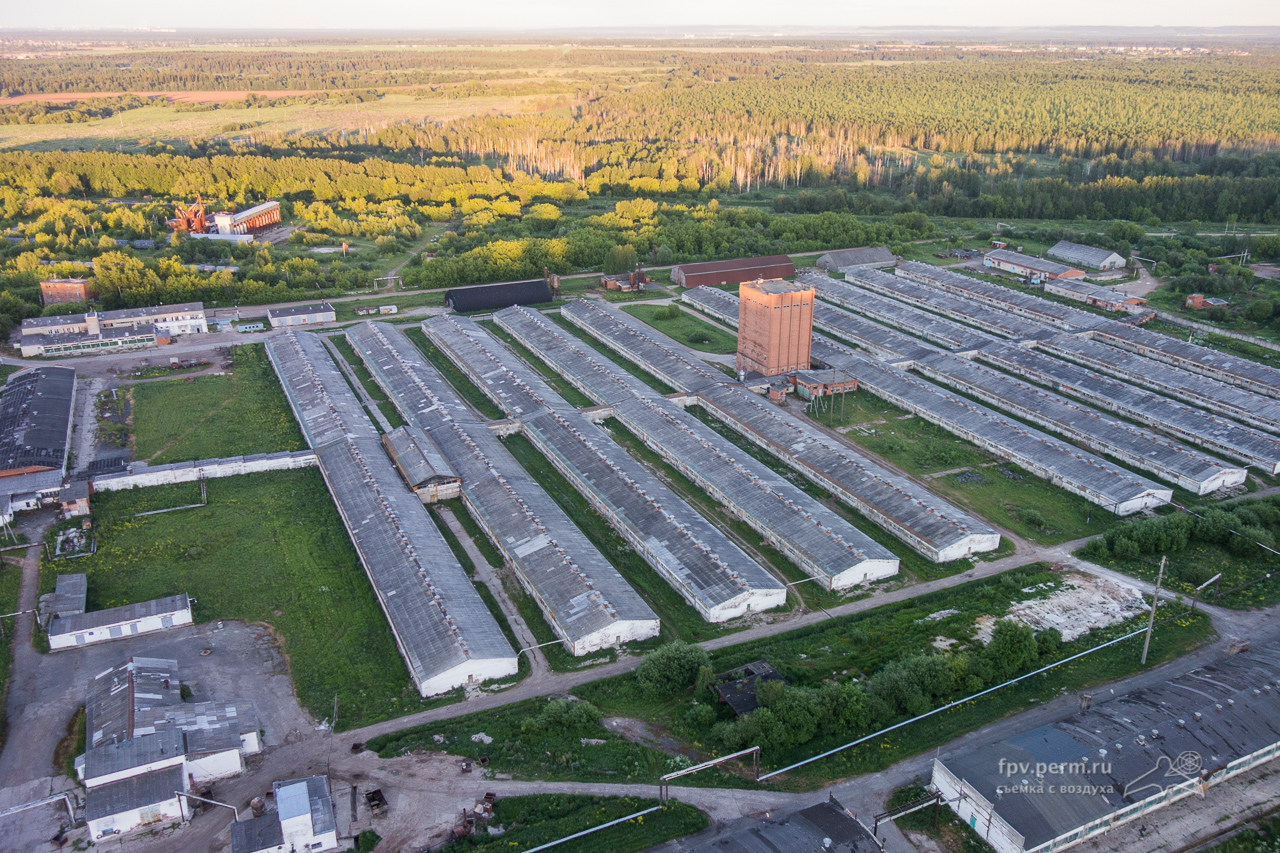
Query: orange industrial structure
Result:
<box><xmin>167</xmin><ymin>195</ymin><xmax>208</xmax><ymax>233</ymax></box>
<box><xmin>736</xmin><ymin>279</ymin><xmax>814</xmax><ymax>377</ymax></box>
<box><xmin>40</xmin><ymin>278</ymin><xmax>95</xmax><ymax>306</ymax></box>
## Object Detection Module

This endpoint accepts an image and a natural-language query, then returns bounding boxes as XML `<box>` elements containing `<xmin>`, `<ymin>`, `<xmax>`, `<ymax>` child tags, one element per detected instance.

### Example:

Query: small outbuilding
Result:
<box><xmin>232</xmin><ymin>776</ymin><xmax>338</xmax><ymax>853</ymax></box>
<box><xmin>793</xmin><ymin>369</ymin><xmax>858</xmax><ymax>400</ymax></box>
<box><xmin>49</xmin><ymin>593</ymin><xmax>192</xmax><ymax>650</ymax></box>
<box><xmin>816</xmin><ymin>246</ymin><xmax>897</xmax><ymax>272</ymax></box>
<box><xmin>267</xmin><ymin>303</ymin><xmax>336</xmax><ymax>328</ymax></box>
<box><xmin>712</xmin><ymin>661</ymin><xmax>788</xmax><ymax>716</ymax></box>
<box><xmin>382</xmin><ymin>426</ymin><xmax>462</xmax><ymax>502</ymax></box>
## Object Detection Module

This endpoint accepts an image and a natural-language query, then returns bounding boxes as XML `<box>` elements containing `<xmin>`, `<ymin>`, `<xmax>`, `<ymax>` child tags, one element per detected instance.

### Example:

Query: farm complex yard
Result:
<box><xmin>129</xmin><ymin>343</ymin><xmax>307</xmax><ymax>464</ymax></box>
<box><xmin>38</xmin><ymin>470</ymin><xmax>450</xmax><ymax>728</ymax></box>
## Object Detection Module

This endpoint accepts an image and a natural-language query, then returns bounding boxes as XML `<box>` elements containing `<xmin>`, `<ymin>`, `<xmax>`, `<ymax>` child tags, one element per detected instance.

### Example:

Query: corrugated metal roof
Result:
<box><xmin>50</xmin><ymin>594</ymin><xmax>190</xmax><ymax>637</ymax></box>
<box><xmin>499</xmin><ymin>305</ymin><xmax>900</xmax><ymax>586</ymax></box>
<box><xmin>939</xmin><ymin>643</ymin><xmax>1280</xmax><ymax>850</ymax></box>
<box><xmin>0</xmin><ymin>365</ymin><xmax>75</xmax><ymax>474</ymax></box>
<box><xmin>1048</xmin><ymin>240</ymin><xmax>1125</xmax><ymax>270</ymax></box>
<box><xmin>347</xmin><ymin>321</ymin><xmax>663</xmax><ymax>642</ymax></box>
<box><xmin>85</xmin><ymin>764</ymin><xmax>184</xmax><ymax>821</ymax></box>
<box><xmin>265</xmin><ymin>330</ymin><xmax>515</xmax><ymax>694</ymax></box>
<box><xmin>817</xmin><ymin>246</ymin><xmax>897</xmax><ymax>270</ymax></box>
<box><xmin>423</xmin><ymin>315</ymin><xmax>785</xmax><ymax>620</ymax></box>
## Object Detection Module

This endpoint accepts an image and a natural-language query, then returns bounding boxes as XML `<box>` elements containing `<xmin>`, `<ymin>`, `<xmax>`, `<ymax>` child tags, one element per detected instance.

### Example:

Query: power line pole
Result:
<box><xmin>1141</xmin><ymin>555</ymin><xmax>1166</xmax><ymax>665</ymax></box>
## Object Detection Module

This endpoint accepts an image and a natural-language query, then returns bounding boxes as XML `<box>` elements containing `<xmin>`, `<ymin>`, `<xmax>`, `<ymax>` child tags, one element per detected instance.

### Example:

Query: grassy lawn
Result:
<box><xmin>435</xmin><ymin>795</ymin><xmax>707</xmax><ymax>853</ymax></box>
<box><xmin>621</xmin><ymin>304</ymin><xmax>738</xmax><ymax>354</ymax></box>
<box><xmin>38</xmin><ymin>470</ymin><xmax>463</xmax><ymax>729</ymax></box>
<box><xmin>807</xmin><ymin>391</ymin><xmax>1118</xmax><ymax>545</ymax></box>
<box><xmin>332</xmin><ymin>291</ymin><xmax>447</xmax><ymax>323</ymax></box>
<box><xmin>328</xmin><ymin>335</ymin><xmax>407</xmax><ymax>428</ymax></box>
<box><xmin>500</xmin><ymin>432</ymin><xmax>743</xmax><ymax>644</ymax></box>
<box><xmin>579</xmin><ymin>595</ymin><xmax>1213</xmax><ymax>788</ymax></box>
<box><xmin>0</xmin><ymin>557</ymin><xmax>22</xmax><ymax>754</ymax></box>
<box><xmin>402</xmin><ymin>326</ymin><xmax>505</xmax><ymax>419</ymax></box>
<box><xmin>130</xmin><ymin>343</ymin><xmax>307</xmax><ymax>464</ymax></box>
<box><xmin>1080</xmin><ymin>542</ymin><xmax>1280</xmax><ymax>609</ymax></box>
<box><xmin>0</xmin><ymin>364</ymin><xmax>21</xmax><ymax>384</ymax></box>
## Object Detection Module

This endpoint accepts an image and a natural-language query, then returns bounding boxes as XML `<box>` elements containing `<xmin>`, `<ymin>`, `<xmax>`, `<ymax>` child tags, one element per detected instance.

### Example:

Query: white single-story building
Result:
<box><xmin>79</xmin><ymin>657</ymin><xmax>263</xmax><ymax>841</ymax></box>
<box><xmin>49</xmin><ymin>593</ymin><xmax>192</xmax><ymax>650</ymax></box>
<box><xmin>1047</xmin><ymin>240</ymin><xmax>1127</xmax><ymax>271</ymax></box>
<box><xmin>267</xmin><ymin>303</ymin><xmax>337</xmax><ymax>328</ymax></box>
<box><xmin>86</xmin><ymin>764</ymin><xmax>189</xmax><ymax>841</ymax></box>
<box><xmin>232</xmin><ymin>777</ymin><xmax>339</xmax><ymax>853</ymax></box>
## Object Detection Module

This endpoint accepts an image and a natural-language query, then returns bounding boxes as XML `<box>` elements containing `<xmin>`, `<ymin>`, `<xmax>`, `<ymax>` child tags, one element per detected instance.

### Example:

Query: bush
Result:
<box><xmin>356</xmin><ymin>830</ymin><xmax>381</xmax><ymax>852</ymax></box>
<box><xmin>604</xmin><ymin>244</ymin><xmax>639</xmax><ymax>274</ymax></box>
<box><xmin>635</xmin><ymin>641</ymin><xmax>711</xmax><ymax>698</ymax></box>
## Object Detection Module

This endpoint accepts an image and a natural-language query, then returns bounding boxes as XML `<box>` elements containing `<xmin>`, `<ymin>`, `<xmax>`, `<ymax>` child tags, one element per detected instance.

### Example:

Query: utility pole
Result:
<box><xmin>1141</xmin><ymin>555</ymin><xmax>1166</xmax><ymax>665</ymax></box>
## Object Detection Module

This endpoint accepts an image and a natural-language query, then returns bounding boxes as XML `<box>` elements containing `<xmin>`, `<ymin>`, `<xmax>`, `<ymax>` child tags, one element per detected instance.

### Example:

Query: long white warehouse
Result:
<box><xmin>267</xmin><ymin>331</ymin><xmax>518</xmax><ymax>695</ymax></box>
<box><xmin>498</xmin><ymin>306</ymin><xmax>900</xmax><ymax>589</ymax></box>
<box><xmin>810</xmin><ymin>338</ymin><xmax>1172</xmax><ymax>515</ymax></box>
<box><xmin>419</xmin><ymin>315</ymin><xmax>787</xmax><ymax>621</ymax></box>
<box><xmin>975</xmin><ymin>342</ymin><xmax>1280</xmax><ymax>475</ymax></box>
<box><xmin>346</xmin><ymin>322</ymin><xmax>663</xmax><ymax>648</ymax></box>
<box><xmin>912</xmin><ymin>352</ymin><xmax>1247</xmax><ymax>495</ymax></box>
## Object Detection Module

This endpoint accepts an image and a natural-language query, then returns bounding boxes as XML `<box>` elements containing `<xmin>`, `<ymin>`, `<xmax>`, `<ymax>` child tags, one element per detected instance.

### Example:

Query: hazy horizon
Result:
<box><xmin>4</xmin><ymin>1</ymin><xmax>1278</xmax><ymax>35</ymax></box>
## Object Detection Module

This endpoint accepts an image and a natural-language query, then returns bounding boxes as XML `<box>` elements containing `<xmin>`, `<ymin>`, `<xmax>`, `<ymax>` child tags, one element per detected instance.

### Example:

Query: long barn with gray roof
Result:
<box><xmin>809</xmin><ymin>338</ymin><xmax>1172</xmax><ymax>515</ymax></box>
<box><xmin>498</xmin><ymin>306</ymin><xmax>899</xmax><ymax>588</ymax></box>
<box><xmin>896</xmin><ymin>261</ymin><xmax>1107</xmax><ymax>331</ymax></box>
<box><xmin>414</xmin><ymin>316</ymin><xmax>786</xmax><ymax>621</ymax></box>
<box><xmin>266</xmin><ymin>330</ymin><xmax>516</xmax><ymax>695</ymax></box>
<box><xmin>660</xmin><ymin>294</ymin><xmax>1000</xmax><ymax>560</ymax></box>
<box><xmin>974</xmin><ymin>342</ymin><xmax>1280</xmax><ymax>475</ymax></box>
<box><xmin>345</xmin><ymin>321</ymin><xmax>664</xmax><ymax>644</ymax></box>
<box><xmin>911</xmin><ymin>352</ymin><xmax>1246</xmax><ymax>495</ymax></box>
<box><xmin>1034</xmin><ymin>332</ymin><xmax>1280</xmax><ymax>434</ymax></box>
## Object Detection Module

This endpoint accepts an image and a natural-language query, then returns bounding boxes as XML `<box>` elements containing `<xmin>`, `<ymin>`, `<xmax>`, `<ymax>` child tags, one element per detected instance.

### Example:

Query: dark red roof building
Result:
<box><xmin>671</xmin><ymin>255</ymin><xmax>795</xmax><ymax>288</ymax></box>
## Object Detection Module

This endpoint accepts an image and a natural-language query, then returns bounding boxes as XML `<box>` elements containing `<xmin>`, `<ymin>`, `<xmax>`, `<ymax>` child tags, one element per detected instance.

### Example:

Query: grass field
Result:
<box><xmin>621</xmin><ymin>304</ymin><xmax>738</xmax><ymax>354</ymax></box>
<box><xmin>38</xmin><ymin>470</ymin><xmax>461</xmax><ymax>729</ymax></box>
<box><xmin>0</xmin><ymin>90</ymin><xmax>569</xmax><ymax>152</ymax></box>
<box><xmin>435</xmin><ymin>795</ymin><xmax>707</xmax><ymax>853</ymax></box>
<box><xmin>332</xmin><ymin>292</ymin><xmax>447</xmax><ymax>322</ymax></box>
<box><xmin>1081</xmin><ymin>541</ymin><xmax>1280</xmax><ymax>609</ymax></box>
<box><xmin>1200</xmin><ymin>814</ymin><xmax>1280</xmax><ymax>853</ymax></box>
<box><xmin>0</xmin><ymin>558</ymin><xmax>23</xmax><ymax>754</ymax></box>
<box><xmin>372</xmin><ymin>565</ymin><xmax>1214</xmax><ymax>790</ymax></box>
<box><xmin>130</xmin><ymin>343</ymin><xmax>307</xmax><ymax>464</ymax></box>
<box><xmin>368</xmin><ymin>692</ymin><xmax>745</xmax><ymax>787</ymax></box>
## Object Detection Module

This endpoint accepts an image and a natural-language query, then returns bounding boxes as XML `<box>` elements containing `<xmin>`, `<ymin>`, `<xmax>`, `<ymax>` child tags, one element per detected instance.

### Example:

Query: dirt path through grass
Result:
<box><xmin>140</xmin><ymin>388</ymin><xmax>236</xmax><ymax>463</ymax></box>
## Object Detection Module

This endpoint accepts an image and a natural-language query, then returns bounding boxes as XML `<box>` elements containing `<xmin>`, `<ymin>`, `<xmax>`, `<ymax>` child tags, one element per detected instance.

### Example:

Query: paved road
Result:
<box><xmin>348</xmin><ymin>537</ymin><xmax>1066</xmax><ymax>743</ymax></box>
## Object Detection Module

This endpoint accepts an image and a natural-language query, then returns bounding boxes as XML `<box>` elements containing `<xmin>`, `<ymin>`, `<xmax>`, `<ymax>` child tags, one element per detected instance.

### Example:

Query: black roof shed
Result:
<box><xmin>446</xmin><ymin>280</ymin><xmax>552</xmax><ymax>314</ymax></box>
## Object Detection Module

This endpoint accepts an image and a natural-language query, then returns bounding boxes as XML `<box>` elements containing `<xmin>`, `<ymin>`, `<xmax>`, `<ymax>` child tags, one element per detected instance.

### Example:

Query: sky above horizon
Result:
<box><xmin>3</xmin><ymin>1</ymin><xmax>1278</xmax><ymax>33</ymax></box>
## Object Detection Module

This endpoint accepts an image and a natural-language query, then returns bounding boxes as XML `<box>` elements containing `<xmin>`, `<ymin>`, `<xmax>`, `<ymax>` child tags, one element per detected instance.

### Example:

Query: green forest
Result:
<box><xmin>0</xmin><ymin>38</ymin><xmax>1278</xmax><ymax>331</ymax></box>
